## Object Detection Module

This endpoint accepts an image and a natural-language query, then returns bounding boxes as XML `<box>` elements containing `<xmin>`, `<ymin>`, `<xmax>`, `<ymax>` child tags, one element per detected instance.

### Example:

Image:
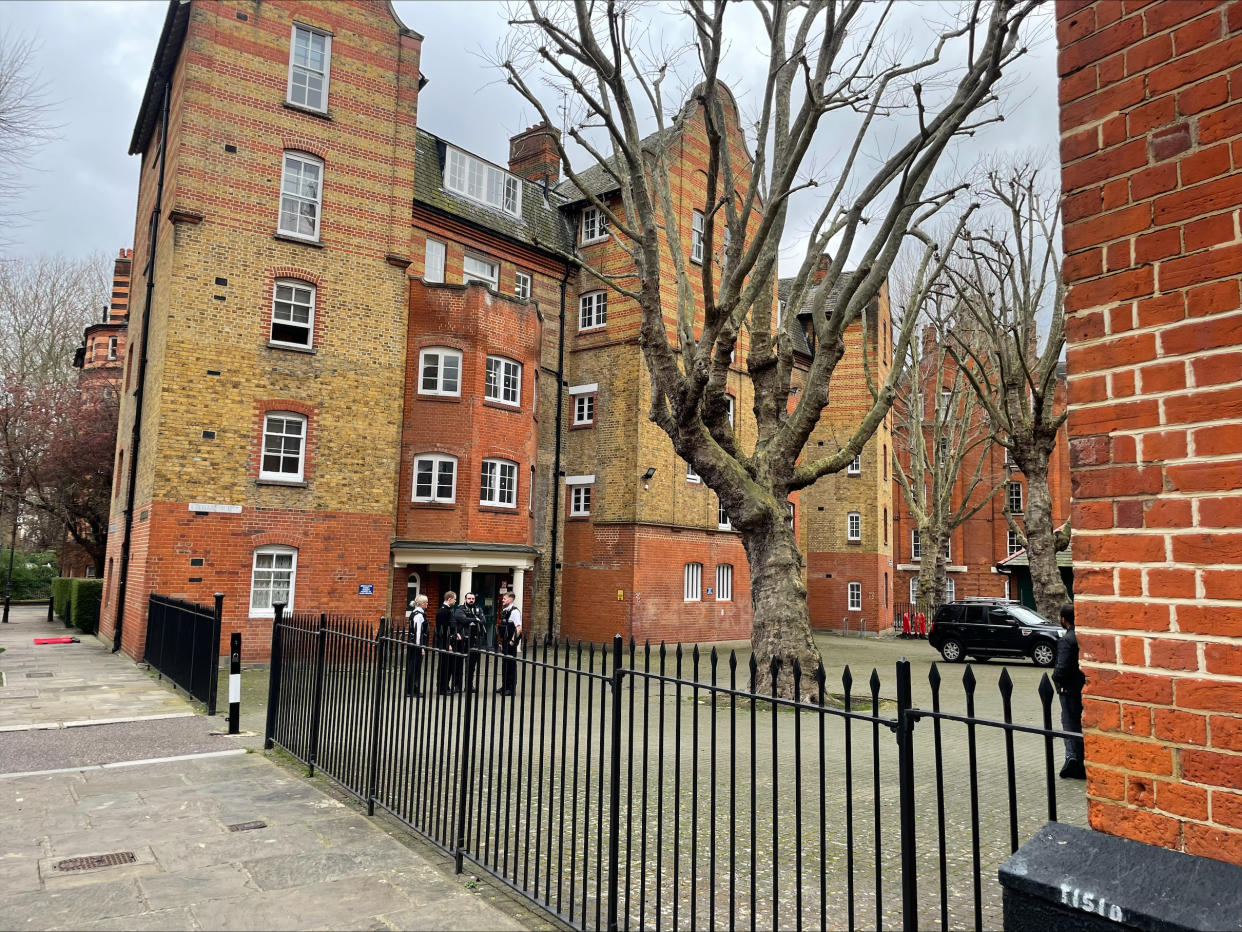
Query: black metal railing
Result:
<box><xmin>145</xmin><ymin>592</ymin><xmax>222</xmax><ymax>714</ymax></box>
<box><xmin>264</xmin><ymin>605</ymin><xmax>1080</xmax><ymax>932</ymax></box>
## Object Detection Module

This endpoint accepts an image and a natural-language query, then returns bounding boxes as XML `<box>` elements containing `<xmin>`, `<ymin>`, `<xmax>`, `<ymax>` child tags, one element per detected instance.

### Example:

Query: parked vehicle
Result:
<box><xmin>928</xmin><ymin>599</ymin><xmax>1061</xmax><ymax>667</ymax></box>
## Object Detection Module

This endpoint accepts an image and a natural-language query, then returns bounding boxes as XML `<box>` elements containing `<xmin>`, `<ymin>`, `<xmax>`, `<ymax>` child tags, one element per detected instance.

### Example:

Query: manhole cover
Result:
<box><xmin>54</xmin><ymin>852</ymin><xmax>137</xmax><ymax>872</ymax></box>
<box><xmin>25</xmin><ymin>672</ymin><xmax>54</xmax><ymax>678</ymax></box>
<box><xmin>227</xmin><ymin>821</ymin><xmax>267</xmax><ymax>833</ymax></box>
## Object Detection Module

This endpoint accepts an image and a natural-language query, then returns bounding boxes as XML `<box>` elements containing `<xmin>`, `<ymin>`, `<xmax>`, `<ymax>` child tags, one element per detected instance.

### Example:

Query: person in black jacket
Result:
<box><xmin>496</xmin><ymin>591</ymin><xmax>522</xmax><ymax>696</ymax></box>
<box><xmin>452</xmin><ymin>592</ymin><xmax>485</xmax><ymax>693</ymax></box>
<box><xmin>1052</xmin><ymin>603</ymin><xmax>1086</xmax><ymax>779</ymax></box>
<box><xmin>435</xmin><ymin>591</ymin><xmax>457</xmax><ymax>695</ymax></box>
<box><xmin>404</xmin><ymin>595</ymin><xmax>430</xmax><ymax>698</ymax></box>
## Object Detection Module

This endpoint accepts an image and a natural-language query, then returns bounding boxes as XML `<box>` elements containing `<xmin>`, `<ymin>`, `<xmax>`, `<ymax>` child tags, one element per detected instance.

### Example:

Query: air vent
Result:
<box><xmin>55</xmin><ymin>852</ymin><xmax>136</xmax><ymax>872</ymax></box>
<box><xmin>227</xmin><ymin>821</ymin><xmax>267</xmax><ymax>833</ymax></box>
<box><xmin>202</xmin><ymin>430</ymin><xmax>216</xmax><ymax>440</ymax></box>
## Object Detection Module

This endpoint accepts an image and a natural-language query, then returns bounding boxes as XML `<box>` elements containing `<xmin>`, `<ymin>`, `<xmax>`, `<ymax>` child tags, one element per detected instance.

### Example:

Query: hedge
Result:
<box><xmin>51</xmin><ymin>577</ymin><xmax>73</xmax><ymax>620</ymax></box>
<box><xmin>50</xmin><ymin>578</ymin><xmax>103</xmax><ymax>634</ymax></box>
<box><xmin>70</xmin><ymin>580</ymin><xmax>103</xmax><ymax>634</ymax></box>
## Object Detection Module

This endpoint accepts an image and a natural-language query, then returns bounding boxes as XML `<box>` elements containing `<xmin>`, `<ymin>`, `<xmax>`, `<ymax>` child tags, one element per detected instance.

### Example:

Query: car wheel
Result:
<box><xmin>1031</xmin><ymin>641</ymin><xmax>1056</xmax><ymax>668</ymax></box>
<box><xmin>940</xmin><ymin>638</ymin><xmax>965</xmax><ymax>663</ymax></box>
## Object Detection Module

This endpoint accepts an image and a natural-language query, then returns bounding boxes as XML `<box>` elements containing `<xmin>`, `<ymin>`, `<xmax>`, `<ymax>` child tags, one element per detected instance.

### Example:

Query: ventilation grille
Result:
<box><xmin>227</xmin><ymin>821</ymin><xmax>267</xmax><ymax>833</ymax></box>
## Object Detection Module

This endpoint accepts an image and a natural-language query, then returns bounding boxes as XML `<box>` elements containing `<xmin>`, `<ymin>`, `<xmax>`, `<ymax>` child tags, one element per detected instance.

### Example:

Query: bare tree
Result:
<box><xmin>0</xmin><ymin>31</ymin><xmax>55</xmax><ymax>247</ymax></box>
<box><xmin>502</xmin><ymin>0</ymin><xmax>1036</xmax><ymax>691</ymax></box>
<box><xmin>892</xmin><ymin>298</ymin><xmax>1004</xmax><ymax>609</ymax></box>
<box><xmin>948</xmin><ymin>165</ymin><xmax>1069</xmax><ymax>622</ymax></box>
<box><xmin>0</xmin><ymin>253</ymin><xmax>110</xmax><ymax>385</ymax></box>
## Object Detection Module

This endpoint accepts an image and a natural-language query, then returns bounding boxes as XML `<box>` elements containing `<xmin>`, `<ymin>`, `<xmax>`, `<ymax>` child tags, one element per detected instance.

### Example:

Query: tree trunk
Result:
<box><xmin>916</xmin><ymin>539</ymin><xmax>940</xmax><ymax>610</ymax></box>
<box><xmin>1022</xmin><ymin>460</ymin><xmax>1068</xmax><ymax>622</ymax></box>
<box><xmin>744</xmin><ymin>511</ymin><xmax>821</xmax><ymax>700</ymax></box>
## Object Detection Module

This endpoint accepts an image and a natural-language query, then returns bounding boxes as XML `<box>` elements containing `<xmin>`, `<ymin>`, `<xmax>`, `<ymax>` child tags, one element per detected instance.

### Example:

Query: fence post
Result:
<box><xmin>47</xmin><ymin>597</ymin><xmax>54</xmax><ymax>624</ymax></box>
<box><xmin>606</xmin><ymin>634</ymin><xmax>624</xmax><ymax>932</ymax></box>
<box><xmin>453</xmin><ymin>638</ymin><xmax>478</xmax><ymax>874</ymax></box>
<box><xmin>207</xmin><ymin>593</ymin><xmax>224</xmax><ymax>717</ymax></box>
<box><xmin>365</xmin><ymin>617</ymin><xmax>388</xmax><ymax>817</ymax></box>
<box><xmin>264</xmin><ymin>602</ymin><xmax>285</xmax><ymax>750</ymax></box>
<box><xmin>895</xmin><ymin>657</ymin><xmax>919</xmax><ymax>932</ymax></box>
<box><xmin>307</xmin><ymin>612</ymin><xmax>328</xmax><ymax>776</ymax></box>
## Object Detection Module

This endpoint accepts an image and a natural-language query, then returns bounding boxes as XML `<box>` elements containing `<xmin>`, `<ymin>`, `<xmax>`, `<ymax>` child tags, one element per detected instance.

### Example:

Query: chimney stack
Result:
<box><xmin>508</xmin><ymin>122</ymin><xmax>561</xmax><ymax>186</ymax></box>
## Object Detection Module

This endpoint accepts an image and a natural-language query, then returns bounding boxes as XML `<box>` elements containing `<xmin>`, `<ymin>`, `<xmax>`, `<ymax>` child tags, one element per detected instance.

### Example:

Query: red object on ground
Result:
<box><xmin>33</xmin><ymin>637</ymin><xmax>80</xmax><ymax>645</ymax></box>
<box><xmin>917</xmin><ymin>612</ymin><xmax>927</xmax><ymax>637</ymax></box>
<box><xmin>902</xmin><ymin>612</ymin><xmax>911</xmax><ymax>637</ymax></box>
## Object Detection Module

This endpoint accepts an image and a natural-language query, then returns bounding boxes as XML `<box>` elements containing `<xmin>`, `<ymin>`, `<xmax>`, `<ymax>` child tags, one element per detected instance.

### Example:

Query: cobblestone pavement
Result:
<box><xmin>0</xmin><ymin>608</ymin><xmax>190</xmax><ymax>730</ymax></box>
<box><xmin>266</xmin><ymin>631</ymin><xmax>1086</xmax><ymax>931</ymax></box>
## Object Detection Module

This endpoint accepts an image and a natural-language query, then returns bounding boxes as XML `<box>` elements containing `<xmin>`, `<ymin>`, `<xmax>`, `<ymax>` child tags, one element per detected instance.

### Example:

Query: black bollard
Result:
<box><xmin>228</xmin><ymin>631</ymin><xmax>241</xmax><ymax>735</ymax></box>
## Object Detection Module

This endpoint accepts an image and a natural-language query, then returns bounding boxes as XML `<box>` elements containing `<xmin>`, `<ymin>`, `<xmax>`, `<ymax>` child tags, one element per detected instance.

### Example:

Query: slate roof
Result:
<box><xmin>777</xmin><ymin>272</ymin><xmax>858</xmax><ymax>358</ymax></box>
<box><xmin>996</xmin><ymin>545</ymin><xmax>1073</xmax><ymax>570</ymax></box>
<box><xmin>554</xmin><ymin>126</ymin><xmax>679</xmax><ymax>203</ymax></box>
<box><xmin>413</xmin><ymin>129</ymin><xmax>576</xmax><ymax>255</ymax></box>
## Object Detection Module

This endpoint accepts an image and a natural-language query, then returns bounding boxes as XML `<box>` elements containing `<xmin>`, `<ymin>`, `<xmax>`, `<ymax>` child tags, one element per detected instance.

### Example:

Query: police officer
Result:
<box><xmin>452</xmin><ymin>592</ymin><xmax>485</xmax><ymax>693</ymax></box>
<box><xmin>496</xmin><ymin>591</ymin><xmax>522</xmax><ymax>696</ymax></box>
<box><xmin>435</xmin><ymin>591</ymin><xmax>457</xmax><ymax>695</ymax></box>
<box><xmin>404</xmin><ymin>595</ymin><xmax>429</xmax><ymax>698</ymax></box>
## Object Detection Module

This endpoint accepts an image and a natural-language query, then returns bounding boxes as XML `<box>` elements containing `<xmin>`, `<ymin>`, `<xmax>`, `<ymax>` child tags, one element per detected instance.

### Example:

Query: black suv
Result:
<box><xmin>928</xmin><ymin>600</ymin><xmax>1061</xmax><ymax>667</ymax></box>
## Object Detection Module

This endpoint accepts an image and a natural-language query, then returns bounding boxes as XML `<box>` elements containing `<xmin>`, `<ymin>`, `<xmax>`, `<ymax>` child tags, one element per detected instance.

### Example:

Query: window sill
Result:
<box><xmin>580</xmin><ymin>236</ymin><xmax>609</xmax><ymax>247</ymax></box>
<box><xmin>690</xmin><ymin>256</ymin><xmax>703</xmax><ymax>266</ymax></box>
<box><xmin>416</xmin><ymin>393</ymin><xmax>462</xmax><ymax>403</ymax></box>
<box><xmin>256</xmin><ymin>478</ymin><xmax>309</xmax><ymax>488</ymax></box>
<box><xmin>410</xmin><ymin>501</ymin><xmax>456</xmax><ymax>509</ymax></box>
<box><xmin>282</xmin><ymin>100</ymin><xmax>332</xmax><ymax>120</ymax></box>
<box><xmin>847</xmin><ymin>471</ymin><xmax>861</xmax><ymax>478</ymax></box>
<box><xmin>569</xmin><ymin>422</ymin><xmax>595</xmax><ymax>430</ymax></box>
<box><xmin>567</xmin><ymin>514</ymin><xmax>591</xmax><ymax>521</ymax></box>
<box><xmin>267</xmin><ymin>341</ymin><xmax>317</xmax><ymax>354</ymax></box>
<box><xmin>274</xmin><ymin>232</ymin><xmax>324</xmax><ymax>248</ymax></box>
<box><xmin>482</xmin><ymin>399</ymin><xmax>523</xmax><ymax>413</ymax></box>
<box><xmin>847</xmin><ymin>539</ymin><xmax>862</xmax><ymax>545</ymax></box>
<box><xmin>577</xmin><ymin>325</ymin><xmax>606</xmax><ymax>335</ymax></box>
<box><xmin>479</xmin><ymin>504</ymin><xmax>519</xmax><ymax>514</ymax></box>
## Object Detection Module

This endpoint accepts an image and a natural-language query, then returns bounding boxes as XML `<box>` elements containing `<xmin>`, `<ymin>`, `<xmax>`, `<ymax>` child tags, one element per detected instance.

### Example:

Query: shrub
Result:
<box><xmin>51</xmin><ymin>577</ymin><xmax>73</xmax><ymax>619</ymax></box>
<box><xmin>0</xmin><ymin>549</ymin><xmax>58</xmax><ymax>600</ymax></box>
<box><xmin>69</xmin><ymin>579</ymin><xmax>103</xmax><ymax>634</ymax></box>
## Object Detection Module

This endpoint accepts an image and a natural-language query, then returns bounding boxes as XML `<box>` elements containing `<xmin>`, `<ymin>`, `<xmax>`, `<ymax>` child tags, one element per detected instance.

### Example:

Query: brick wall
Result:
<box><xmin>1057</xmin><ymin>0</ymin><xmax>1242</xmax><ymax>863</ymax></box>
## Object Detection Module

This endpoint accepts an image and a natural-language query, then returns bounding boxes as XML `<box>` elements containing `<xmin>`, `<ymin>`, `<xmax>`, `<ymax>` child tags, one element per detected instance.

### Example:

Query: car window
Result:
<box><xmin>965</xmin><ymin>606</ymin><xmax>985</xmax><ymax>625</ymax></box>
<box><xmin>1007</xmin><ymin>604</ymin><xmax>1051</xmax><ymax>627</ymax></box>
<box><xmin>988</xmin><ymin>608</ymin><xmax>1016</xmax><ymax>625</ymax></box>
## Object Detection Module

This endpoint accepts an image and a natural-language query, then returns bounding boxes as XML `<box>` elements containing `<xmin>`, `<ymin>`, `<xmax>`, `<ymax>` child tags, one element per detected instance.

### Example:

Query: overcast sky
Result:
<box><xmin>3</xmin><ymin>1</ymin><xmax>1061</xmax><ymax>266</ymax></box>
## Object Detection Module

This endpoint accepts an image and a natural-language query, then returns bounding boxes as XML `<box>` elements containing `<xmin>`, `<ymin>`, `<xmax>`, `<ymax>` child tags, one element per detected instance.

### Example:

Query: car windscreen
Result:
<box><xmin>1007</xmin><ymin>604</ymin><xmax>1052</xmax><ymax>627</ymax></box>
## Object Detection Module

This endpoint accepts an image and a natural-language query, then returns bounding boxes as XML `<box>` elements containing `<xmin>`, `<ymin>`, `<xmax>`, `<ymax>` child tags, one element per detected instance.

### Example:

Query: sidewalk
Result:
<box><xmin>0</xmin><ymin>606</ymin><xmax>549</xmax><ymax>932</ymax></box>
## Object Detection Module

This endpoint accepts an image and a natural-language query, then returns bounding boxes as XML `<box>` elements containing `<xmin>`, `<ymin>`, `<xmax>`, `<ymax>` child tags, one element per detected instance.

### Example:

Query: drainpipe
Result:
<box><xmin>113</xmin><ymin>78</ymin><xmax>170</xmax><ymax>653</ymax></box>
<box><xmin>546</xmin><ymin>267</ymin><xmax>570</xmax><ymax>636</ymax></box>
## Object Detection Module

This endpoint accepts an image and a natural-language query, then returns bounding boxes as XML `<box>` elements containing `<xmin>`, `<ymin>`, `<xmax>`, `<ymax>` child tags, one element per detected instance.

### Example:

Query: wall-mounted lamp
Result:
<box><xmin>641</xmin><ymin>466</ymin><xmax>656</xmax><ymax>490</ymax></box>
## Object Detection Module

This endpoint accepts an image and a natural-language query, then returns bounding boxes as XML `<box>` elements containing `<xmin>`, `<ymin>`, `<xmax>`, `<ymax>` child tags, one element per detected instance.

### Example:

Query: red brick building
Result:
<box><xmin>100</xmin><ymin>0</ymin><xmax>895</xmax><ymax>659</ymax></box>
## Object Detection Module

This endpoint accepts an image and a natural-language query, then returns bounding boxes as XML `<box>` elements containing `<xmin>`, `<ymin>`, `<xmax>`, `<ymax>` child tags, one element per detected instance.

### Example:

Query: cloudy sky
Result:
<box><xmin>3</xmin><ymin>0</ymin><xmax>1061</xmax><ymax>265</ymax></box>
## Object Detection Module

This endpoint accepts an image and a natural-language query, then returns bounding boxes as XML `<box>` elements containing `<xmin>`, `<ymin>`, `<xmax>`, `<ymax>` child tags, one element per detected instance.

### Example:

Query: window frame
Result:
<box><xmin>848</xmin><ymin>452</ymin><xmax>862</xmax><ymax>475</ymax></box>
<box><xmin>444</xmin><ymin>146</ymin><xmax>523</xmax><ymax>217</ymax></box>
<box><xmin>848</xmin><ymin>581</ymin><xmax>862</xmax><ymax>611</ymax></box>
<box><xmin>686</xmin><ymin>461</ymin><xmax>701</xmax><ymax>484</ymax></box>
<box><xmin>691</xmin><ymin>209</ymin><xmax>705</xmax><ymax>263</ymax></box>
<box><xmin>580</xmin><ymin>207</ymin><xmax>608</xmax><ymax>244</ymax></box>
<box><xmin>277</xmin><ymin>151</ymin><xmax>324</xmax><ymax>242</ymax></box>
<box><xmin>287</xmin><ymin>23</ymin><xmax>331</xmax><ymax>113</ymax></box>
<box><xmin>910</xmin><ymin>577</ymin><xmax>920</xmax><ymax>602</ymax></box>
<box><xmin>107</xmin><ymin>336</ymin><xmax>118</xmax><ymax>361</ymax></box>
<box><xmin>716</xmin><ymin>563</ymin><xmax>733</xmax><ymax>602</ymax></box>
<box><xmin>684</xmin><ymin>562</ymin><xmax>703</xmax><ymax>602</ymax></box>
<box><xmin>485</xmin><ymin>355</ymin><xmax>522</xmax><ymax>408</ymax></box>
<box><xmin>424</xmin><ymin>238</ymin><xmax>446</xmax><ymax>284</ymax></box>
<box><xmin>945</xmin><ymin>578</ymin><xmax>956</xmax><ymax>602</ymax></box>
<box><xmin>1007</xmin><ymin>529</ymin><xmax>1022</xmax><ymax>557</ymax></box>
<box><xmin>786</xmin><ymin>500</ymin><xmax>795</xmax><ymax>530</ymax></box>
<box><xmin>480</xmin><ymin>458</ymin><xmax>519</xmax><ymax>509</ymax></box>
<box><xmin>514</xmin><ymin>270</ymin><xmax>532</xmax><ymax>300</ymax></box>
<box><xmin>463</xmin><ymin>254</ymin><xmax>499</xmax><ymax>289</ymax></box>
<box><xmin>718</xmin><ymin>497</ymin><xmax>731</xmax><ymax>531</ymax></box>
<box><xmin>570</xmin><ymin>484</ymin><xmax>592</xmax><ymax>517</ymax></box>
<box><xmin>579</xmin><ymin>291</ymin><xmax>607</xmax><ymax>331</ymax></box>
<box><xmin>418</xmin><ymin>347</ymin><xmax>462</xmax><ymax>398</ymax></box>
<box><xmin>847</xmin><ymin>511</ymin><xmax>861</xmax><ymax>542</ymax></box>
<box><xmin>412</xmin><ymin>453</ymin><xmax>458</xmax><ymax>503</ymax></box>
<box><xmin>270</xmin><ymin>279</ymin><xmax>316</xmax><ymax>348</ymax></box>
<box><xmin>259</xmin><ymin>412</ymin><xmax>307</xmax><ymax>482</ymax></box>
<box><xmin>573</xmin><ymin>393</ymin><xmax>595</xmax><ymax>426</ymax></box>
<box><xmin>1008</xmin><ymin>481</ymin><xmax>1024</xmax><ymax>514</ymax></box>
<box><xmin>250</xmin><ymin>545</ymin><xmax>297</xmax><ymax>617</ymax></box>
<box><xmin>912</xmin><ymin>529</ymin><xmax>922</xmax><ymax>560</ymax></box>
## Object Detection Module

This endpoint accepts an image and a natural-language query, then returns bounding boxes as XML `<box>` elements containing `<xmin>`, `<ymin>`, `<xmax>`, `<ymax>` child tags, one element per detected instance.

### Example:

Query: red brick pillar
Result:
<box><xmin>1057</xmin><ymin>0</ymin><xmax>1242</xmax><ymax>864</ymax></box>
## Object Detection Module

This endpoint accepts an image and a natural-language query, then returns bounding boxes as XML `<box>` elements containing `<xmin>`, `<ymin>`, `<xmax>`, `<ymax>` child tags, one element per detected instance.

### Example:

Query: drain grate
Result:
<box><xmin>227</xmin><ymin>820</ymin><xmax>267</xmax><ymax>833</ymax></box>
<box><xmin>26</xmin><ymin>672</ymin><xmax>54</xmax><ymax>678</ymax></box>
<box><xmin>55</xmin><ymin>852</ymin><xmax>137</xmax><ymax>872</ymax></box>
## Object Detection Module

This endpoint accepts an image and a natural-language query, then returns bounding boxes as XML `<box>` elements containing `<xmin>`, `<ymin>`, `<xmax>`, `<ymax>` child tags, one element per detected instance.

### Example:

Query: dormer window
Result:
<box><xmin>445</xmin><ymin>147</ymin><xmax>522</xmax><ymax>216</ymax></box>
<box><xmin>581</xmin><ymin>207</ymin><xmax>608</xmax><ymax>244</ymax></box>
